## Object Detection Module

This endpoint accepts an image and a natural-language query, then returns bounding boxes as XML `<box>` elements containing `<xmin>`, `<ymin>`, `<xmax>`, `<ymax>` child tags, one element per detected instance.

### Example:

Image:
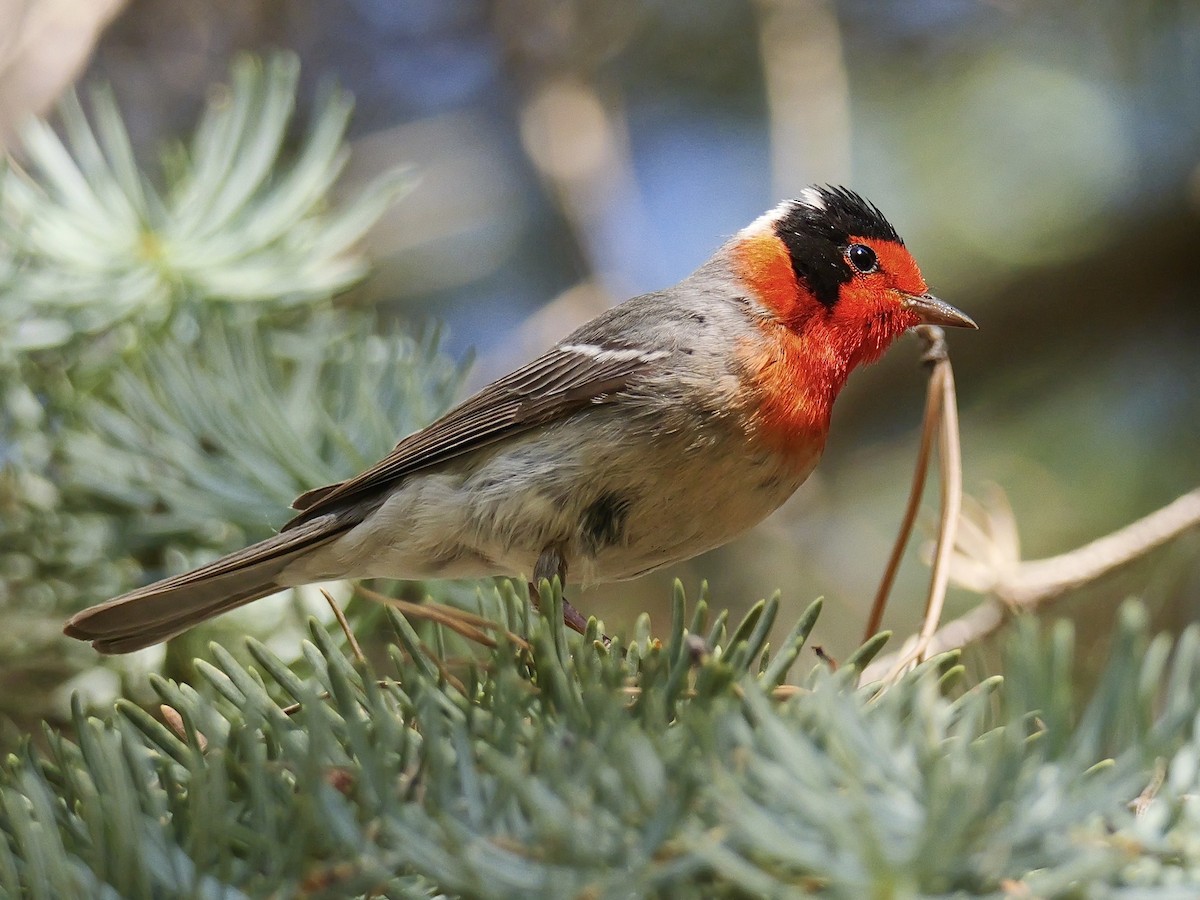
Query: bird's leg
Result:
<box><xmin>530</xmin><ymin>545</ymin><xmax>589</xmax><ymax>635</ymax></box>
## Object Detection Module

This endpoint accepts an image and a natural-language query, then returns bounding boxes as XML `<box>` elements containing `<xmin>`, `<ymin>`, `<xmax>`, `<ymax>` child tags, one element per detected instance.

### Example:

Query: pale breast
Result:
<box><xmin>283</xmin><ymin>405</ymin><xmax>820</xmax><ymax>587</ymax></box>
<box><xmin>571</xmin><ymin>425</ymin><xmax>818</xmax><ymax>582</ymax></box>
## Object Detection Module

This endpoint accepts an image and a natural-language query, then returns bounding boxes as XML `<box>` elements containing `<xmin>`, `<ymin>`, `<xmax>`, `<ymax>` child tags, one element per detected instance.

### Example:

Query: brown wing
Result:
<box><xmin>282</xmin><ymin>343</ymin><xmax>663</xmax><ymax>530</ymax></box>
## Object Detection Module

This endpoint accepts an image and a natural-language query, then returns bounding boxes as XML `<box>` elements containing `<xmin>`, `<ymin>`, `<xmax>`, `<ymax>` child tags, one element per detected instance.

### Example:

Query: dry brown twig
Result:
<box><xmin>858</xmin><ymin>316</ymin><xmax>1200</xmax><ymax>686</ymax></box>
<box><xmin>863</xmin><ymin>328</ymin><xmax>945</xmax><ymax>641</ymax></box>
<box><xmin>279</xmin><ymin>587</ymin><xmax>533</xmax><ymax>715</ymax></box>
<box><xmin>862</xmin><ymin>483</ymin><xmax>1200</xmax><ymax>682</ymax></box>
<box><xmin>355</xmin><ymin>585</ymin><xmax>539</xmax><ymax>696</ymax></box>
<box><xmin>356</xmin><ymin>585</ymin><xmax>531</xmax><ymax>652</ymax></box>
<box><xmin>863</xmin><ymin>325</ymin><xmax>968</xmax><ymax>685</ymax></box>
<box><xmin>904</xmin><ymin>328</ymin><xmax>966</xmax><ymax>673</ymax></box>
<box><xmin>322</xmin><ymin>589</ymin><xmax>366</xmax><ymax>664</ymax></box>
<box><xmin>964</xmin><ymin>486</ymin><xmax>1200</xmax><ymax>608</ymax></box>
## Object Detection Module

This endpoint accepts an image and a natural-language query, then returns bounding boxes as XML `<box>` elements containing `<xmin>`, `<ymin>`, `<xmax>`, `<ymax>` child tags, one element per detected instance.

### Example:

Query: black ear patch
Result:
<box><xmin>773</xmin><ymin>187</ymin><xmax>901</xmax><ymax>308</ymax></box>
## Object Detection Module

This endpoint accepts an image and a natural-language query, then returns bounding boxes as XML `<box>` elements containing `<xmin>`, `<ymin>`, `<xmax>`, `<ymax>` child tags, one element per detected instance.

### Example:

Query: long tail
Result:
<box><xmin>64</xmin><ymin>517</ymin><xmax>344</xmax><ymax>654</ymax></box>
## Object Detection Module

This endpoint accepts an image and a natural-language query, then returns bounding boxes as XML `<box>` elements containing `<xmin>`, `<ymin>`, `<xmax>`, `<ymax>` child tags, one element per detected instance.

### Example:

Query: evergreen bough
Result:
<box><xmin>0</xmin><ymin>53</ymin><xmax>432</xmax><ymax>728</ymax></box>
<box><xmin>4</xmin><ymin>592</ymin><xmax>1200</xmax><ymax>897</ymax></box>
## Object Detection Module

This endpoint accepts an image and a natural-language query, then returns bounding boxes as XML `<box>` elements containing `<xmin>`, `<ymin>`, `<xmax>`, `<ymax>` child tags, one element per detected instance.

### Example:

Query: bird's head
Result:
<box><xmin>729</xmin><ymin>186</ymin><xmax>975</xmax><ymax>451</ymax></box>
<box><xmin>733</xmin><ymin>186</ymin><xmax>975</xmax><ymax>362</ymax></box>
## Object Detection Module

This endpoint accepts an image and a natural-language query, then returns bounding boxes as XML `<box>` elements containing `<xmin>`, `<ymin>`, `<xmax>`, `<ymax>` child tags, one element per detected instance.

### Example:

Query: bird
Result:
<box><xmin>65</xmin><ymin>186</ymin><xmax>976</xmax><ymax>654</ymax></box>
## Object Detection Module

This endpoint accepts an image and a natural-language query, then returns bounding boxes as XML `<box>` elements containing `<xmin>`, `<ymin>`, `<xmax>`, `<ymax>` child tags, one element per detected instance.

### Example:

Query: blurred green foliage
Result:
<box><xmin>0</xmin><ymin>54</ymin><xmax>449</xmax><ymax>742</ymax></box>
<box><xmin>2</xmin><ymin>54</ymin><xmax>401</xmax><ymax>347</ymax></box>
<box><xmin>5</xmin><ymin>590</ymin><xmax>1200</xmax><ymax>896</ymax></box>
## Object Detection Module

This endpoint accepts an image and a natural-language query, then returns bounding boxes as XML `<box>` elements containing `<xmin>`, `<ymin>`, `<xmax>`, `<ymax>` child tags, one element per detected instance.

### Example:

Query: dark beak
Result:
<box><xmin>903</xmin><ymin>293</ymin><xmax>977</xmax><ymax>329</ymax></box>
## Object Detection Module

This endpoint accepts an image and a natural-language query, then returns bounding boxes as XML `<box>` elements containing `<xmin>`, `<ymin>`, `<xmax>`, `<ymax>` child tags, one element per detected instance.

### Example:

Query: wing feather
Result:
<box><xmin>284</xmin><ymin>344</ymin><xmax>661</xmax><ymax>528</ymax></box>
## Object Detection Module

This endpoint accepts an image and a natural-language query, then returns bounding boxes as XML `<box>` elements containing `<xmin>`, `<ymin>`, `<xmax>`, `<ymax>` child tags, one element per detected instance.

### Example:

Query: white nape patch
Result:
<box><xmin>798</xmin><ymin>186</ymin><xmax>827</xmax><ymax>211</ymax></box>
<box><xmin>560</xmin><ymin>344</ymin><xmax>670</xmax><ymax>364</ymax></box>
<box><xmin>737</xmin><ymin>200</ymin><xmax>796</xmax><ymax>238</ymax></box>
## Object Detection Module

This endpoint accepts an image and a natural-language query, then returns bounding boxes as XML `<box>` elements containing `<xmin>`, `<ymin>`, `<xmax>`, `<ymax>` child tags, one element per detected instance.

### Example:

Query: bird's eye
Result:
<box><xmin>847</xmin><ymin>243</ymin><xmax>877</xmax><ymax>273</ymax></box>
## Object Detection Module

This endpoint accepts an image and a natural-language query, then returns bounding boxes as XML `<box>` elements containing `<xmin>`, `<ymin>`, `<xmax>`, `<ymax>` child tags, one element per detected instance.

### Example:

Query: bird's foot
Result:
<box><xmin>530</xmin><ymin>544</ymin><xmax>607</xmax><ymax>641</ymax></box>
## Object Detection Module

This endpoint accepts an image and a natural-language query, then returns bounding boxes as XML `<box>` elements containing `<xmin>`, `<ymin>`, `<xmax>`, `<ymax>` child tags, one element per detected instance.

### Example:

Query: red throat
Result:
<box><xmin>733</xmin><ymin>320</ymin><xmax>852</xmax><ymax>462</ymax></box>
<box><xmin>730</xmin><ymin>231</ymin><xmax>919</xmax><ymax>460</ymax></box>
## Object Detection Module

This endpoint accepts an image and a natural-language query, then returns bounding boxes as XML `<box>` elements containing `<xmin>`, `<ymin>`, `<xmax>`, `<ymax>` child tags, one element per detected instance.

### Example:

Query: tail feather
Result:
<box><xmin>64</xmin><ymin>517</ymin><xmax>343</xmax><ymax>654</ymax></box>
<box><xmin>87</xmin><ymin>585</ymin><xmax>282</xmax><ymax>654</ymax></box>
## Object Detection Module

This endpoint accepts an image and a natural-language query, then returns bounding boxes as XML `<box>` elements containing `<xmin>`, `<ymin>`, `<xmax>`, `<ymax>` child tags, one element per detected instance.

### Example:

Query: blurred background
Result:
<box><xmin>2</xmin><ymin>0</ymin><xmax>1199</xmax><ymax>731</ymax></box>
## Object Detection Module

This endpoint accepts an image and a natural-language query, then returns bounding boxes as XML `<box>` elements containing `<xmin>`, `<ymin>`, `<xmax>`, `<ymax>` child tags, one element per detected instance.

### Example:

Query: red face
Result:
<box><xmin>731</xmin><ymin>227</ymin><xmax>929</xmax><ymax>371</ymax></box>
<box><xmin>823</xmin><ymin>236</ymin><xmax>929</xmax><ymax>363</ymax></box>
<box><xmin>726</xmin><ymin>191</ymin><xmax>973</xmax><ymax>460</ymax></box>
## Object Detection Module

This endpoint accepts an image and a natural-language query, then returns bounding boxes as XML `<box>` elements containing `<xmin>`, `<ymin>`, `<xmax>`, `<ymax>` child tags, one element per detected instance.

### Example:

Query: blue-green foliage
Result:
<box><xmin>3</xmin><ymin>594</ymin><xmax>1200</xmax><ymax>898</ymax></box>
<box><xmin>0</xmin><ymin>54</ymin><xmax>436</xmax><ymax>731</ymax></box>
<box><xmin>0</xmin><ymin>54</ymin><xmax>404</xmax><ymax>347</ymax></box>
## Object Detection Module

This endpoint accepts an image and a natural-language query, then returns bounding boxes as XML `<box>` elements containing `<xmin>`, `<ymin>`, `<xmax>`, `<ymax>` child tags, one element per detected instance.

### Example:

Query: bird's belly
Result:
<box><xmin>281</xmin><ymin>416</ymin><xmax>820</xmax><ymax>586</ymax></box>
<box><xmin>575</xmin><ymin>448</ymin><xmax>815</xmax><ymax>582</ymax></box>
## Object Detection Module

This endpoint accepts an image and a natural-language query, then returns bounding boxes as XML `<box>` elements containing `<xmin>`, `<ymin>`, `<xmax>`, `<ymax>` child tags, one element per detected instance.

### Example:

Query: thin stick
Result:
<box><xmin>1000</xmin><ymin>485</ymin><xmax>1200</xmax><ymax>606</ymax></box>
<box><xmin>862</xmin><ymin>347</ymin><xmax>944</xmax><ymax>642</ymax></box>
<box><xmin>322</xmin><ymin>589</ymin><xmax>366</xmax><ymax>664</ymax></box>
<box><xmin>422</xmin><ymin>648</ymin><xmax>468</xmax><ymax>695</ymax></box>
<box><xmin>874</xmin><ymin>327</ymin><xmax>967</xmax><ymax>684</ymax></box>
<box><xmin>915</xmin><ymin>359</ymin><xmax>964</xmax><ymax>663</ymax></box>
<box><xmin>355</xmin><ymin>585</ymin><xmax>531</xmax><ymax>651</ymax></box>
<box><xmin>862</xmin><ymin>485</ymin><xmax>1200</xmax><ymax>682</ymax></box>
